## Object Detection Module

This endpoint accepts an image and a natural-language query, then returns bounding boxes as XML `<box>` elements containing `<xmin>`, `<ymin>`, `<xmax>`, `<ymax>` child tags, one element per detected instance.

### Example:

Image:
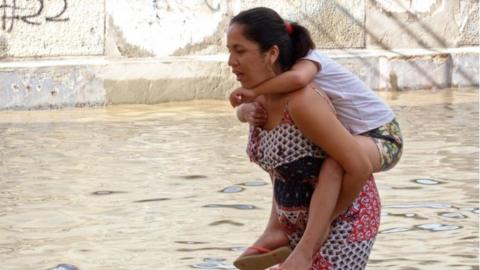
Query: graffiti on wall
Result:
<box><xmin>0</xmin><ymin>0</ymin><xmax>69</xmax><ymax>32</ymax></box>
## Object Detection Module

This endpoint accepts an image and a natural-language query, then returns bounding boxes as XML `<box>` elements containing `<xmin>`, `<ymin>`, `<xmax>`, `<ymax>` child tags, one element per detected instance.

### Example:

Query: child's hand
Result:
<box><xmin>237</xmin><ymin>102</ymin><xmax>267</xmax><ymax>127</ymax></box>
<box><xmin>229</xmin><ymin>87</ymin><xmax>258</xmax><ymax>107</ymax></box>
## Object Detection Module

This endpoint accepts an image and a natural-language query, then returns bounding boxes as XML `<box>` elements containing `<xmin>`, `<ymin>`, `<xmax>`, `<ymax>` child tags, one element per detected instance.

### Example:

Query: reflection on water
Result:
<box><xmin>0</xmin><ymin>89</ymin><xmax>478</xmax><ymax>270</ymax></box>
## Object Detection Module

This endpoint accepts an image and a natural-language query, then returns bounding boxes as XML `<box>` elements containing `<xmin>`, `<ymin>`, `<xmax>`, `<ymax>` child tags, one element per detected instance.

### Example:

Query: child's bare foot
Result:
<box><xmin>278</xmin><ymin>248</ymin><xmax>312</xmax><ymax>270</ymax></box>
<box><xmin>240</xmin><ymin>228</ymin><xmax>290</xmax><ymax>257</ymax></box>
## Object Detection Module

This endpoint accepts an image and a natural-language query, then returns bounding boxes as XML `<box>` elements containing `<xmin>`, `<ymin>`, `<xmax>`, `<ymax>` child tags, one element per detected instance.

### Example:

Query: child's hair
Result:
<box><xmin>230</xmin><ymin>7</ymin><xmax>315</xmax><ymax>71</ymax></box>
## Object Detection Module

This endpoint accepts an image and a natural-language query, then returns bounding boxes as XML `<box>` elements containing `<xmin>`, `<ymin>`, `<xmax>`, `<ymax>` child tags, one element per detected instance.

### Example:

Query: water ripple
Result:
<box><xmin>438</xmin><ymin>212</ymin><xmax>468</xmax><ymax>219</ymax></box>
<box><xmin>133</xmin><ymin>198</ymin><xmax>170</xmax><ymax>203</ymax></box>
<box><xmin>412</xmin><ymin>178</ymin><xmax>443</xmax><ymax>185</ymax></box>
<box><xmin>415</xmin><ymin>223</ymin><xmax>461</xmax><ymax>232</ymax></box>
<box><xmin>463</xmin><ymin>207</ymin><xmax>479</xmax><ymax>214</ymax></box>
<box><xmin>178</xmin><ymin>247</ymin><xmax>234</xmax><ymax>252</ymax></box>
<box><xmin>219</xmin><ymin>186</ymin><xmax>244</xmax><ymax>193</ymax></box>
<box><xmin>238</xmin><ymin>181</ymin><xmax>268</xmax><ymax>187</ymax></box>
<box><xmin>0</xmin><ymin>247</ymin><xmax>14</xmax><ymax>254</ymax></box>
<box><xmin>209</xmin><ymin>220</ymin><xmax>243</xmax><ymax>226</ymax></box>
<box><xmin>379</xmin><ymin>227</ymin><xmax>411</xmax><ymax>234</ymax></box>
<box><xmin>175</xmin><ymin>241</ymin><xmax>208</xmax><ymax>245</ymax></box>
<box><xmin>383</xmin><ymin>203</ymin><xmax>452</xmax><ymax>209</ymax></box>
<box><xmin>203</xmin><ymin>204</ymin><xmax>258</xmax><ymax>210</ymax></box>
<box><xmin>91</xmin><ymin>190</ymin><xmax>128</xmax><ymax>196</ymax></box>
<box><xmin>179</xmin><ymin>175</ymin><xmax>208</xmax><ymax>180</ymax></box>
<box><xmin>45</xmin><ymin>264</ymin><xmax>78</xmax><ymax>270</ymax></box>
<box><xmin>191</xmin><ymin>258</ymin><xmax>235</xmax><ymax>269</ymax></box>
<box><xmin>383</xmin><ymin>212</ymin><xmax>427</xmax><ymax>220</ymax></box>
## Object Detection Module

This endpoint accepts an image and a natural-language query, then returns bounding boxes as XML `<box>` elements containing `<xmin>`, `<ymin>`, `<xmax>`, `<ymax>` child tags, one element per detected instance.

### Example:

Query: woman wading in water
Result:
<box><xmin>227</xmin><ymin>7</ymin><xmax>402</xmax><ymax>270</ymax></box>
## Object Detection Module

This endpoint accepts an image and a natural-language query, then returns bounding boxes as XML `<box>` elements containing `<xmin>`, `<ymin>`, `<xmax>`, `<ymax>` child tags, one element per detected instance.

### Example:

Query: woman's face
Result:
<box><xmin>227</xmin><ymin>23</ymin><xmax>276</xmax><ymax>89</ymax></box>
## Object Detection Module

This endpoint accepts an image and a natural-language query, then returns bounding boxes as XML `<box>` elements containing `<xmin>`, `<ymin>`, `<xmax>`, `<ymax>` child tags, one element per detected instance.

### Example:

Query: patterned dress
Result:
<box><xmin>247</xmin><ymin>107</ymin><xmax>381</xmax><ymax>270</ymax></box>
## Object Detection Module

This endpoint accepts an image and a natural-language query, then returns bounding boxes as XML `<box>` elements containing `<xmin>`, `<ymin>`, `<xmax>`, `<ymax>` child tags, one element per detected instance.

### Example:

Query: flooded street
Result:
<box><xmin>0</xmin><ymin>89</ymin><xmax>478</xmax><ymax>270</ymax></box>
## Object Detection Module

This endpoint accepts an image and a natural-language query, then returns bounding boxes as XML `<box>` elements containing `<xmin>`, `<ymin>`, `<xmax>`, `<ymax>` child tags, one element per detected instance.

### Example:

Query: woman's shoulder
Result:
<box><xmin>288</xmin><ymin>84</ymin><xmax>334</xmax><ymax>113</ymax></box>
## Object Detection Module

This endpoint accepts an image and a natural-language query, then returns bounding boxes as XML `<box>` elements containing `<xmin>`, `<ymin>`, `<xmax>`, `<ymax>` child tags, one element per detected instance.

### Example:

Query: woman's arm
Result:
<box><xmin>288</xmin><ymin>87</ymin><xmax>372</xmax><ymax>184</ymax></box>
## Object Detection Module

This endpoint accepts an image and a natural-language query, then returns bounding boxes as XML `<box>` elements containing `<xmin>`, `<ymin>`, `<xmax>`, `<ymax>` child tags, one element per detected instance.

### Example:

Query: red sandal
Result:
<box><xmin>233</xmin><ymin>246</ymin><xmax>291</xmax><ymax>270</ymax></box>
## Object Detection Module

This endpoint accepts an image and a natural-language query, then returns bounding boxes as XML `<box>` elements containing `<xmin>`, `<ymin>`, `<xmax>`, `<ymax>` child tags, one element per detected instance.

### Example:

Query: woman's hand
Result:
<box><xmin>236</xmin><ymin>102</ymin><xmax>268</xmax><ymax>126</ymax></box>
<box><xmin>229</xmin><ymin>87</ymin><xmax>258</xmax><ymax>107</ymax></box>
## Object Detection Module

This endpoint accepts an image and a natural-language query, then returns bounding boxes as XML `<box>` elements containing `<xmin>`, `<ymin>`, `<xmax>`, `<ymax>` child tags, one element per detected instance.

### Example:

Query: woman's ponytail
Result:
<box><xmin>289</xmin><ymin>22</ymin><xmax>315</xmax><ymax>64</ymax></box>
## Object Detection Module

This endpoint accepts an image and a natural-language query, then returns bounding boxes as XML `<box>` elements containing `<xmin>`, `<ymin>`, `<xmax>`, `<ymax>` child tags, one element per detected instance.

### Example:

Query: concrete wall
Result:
<box><xmin>366</xmin><ymin>0</ymin><xmax>479</xmax><ymax>49</ymax></box>
<box><xmin>105</xmin><ymin>0</ymin><xmax>478</xmax><ymax>57</ymax></box>
<box><xmin>0</xmin><ymin>0</ymin><xmax>477</xmax><ymax>59</ymax></box>
<box><xmin>105</xmin><ymin>0</ymin><xmax>367</xmax><ymax>57</ymax></box>
<box><xmin>0</xmin><ymin>0</ymin><xmax>478</xmax><ymax>110</ymax></box>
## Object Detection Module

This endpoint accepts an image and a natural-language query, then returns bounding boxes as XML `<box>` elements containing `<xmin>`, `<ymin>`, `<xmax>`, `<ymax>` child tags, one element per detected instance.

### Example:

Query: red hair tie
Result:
<box><xmin>285</xmin><ymin>21</ymin><xmax>293</xmax><ymax>35</ymax></box>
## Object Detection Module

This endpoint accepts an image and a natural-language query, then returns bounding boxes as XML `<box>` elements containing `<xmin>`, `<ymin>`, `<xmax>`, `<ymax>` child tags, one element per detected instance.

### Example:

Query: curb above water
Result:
<box><xmin>0</xmin><ymin>48</ymin><xmax>478</xmax><ymax>110</ymax></box>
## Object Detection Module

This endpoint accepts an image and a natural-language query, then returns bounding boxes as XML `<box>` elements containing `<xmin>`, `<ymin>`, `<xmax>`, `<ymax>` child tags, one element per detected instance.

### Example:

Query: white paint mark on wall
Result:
<box><xmin>107</xmin><ymin>0</ymin><xmax>226</xmax><ymax>56</ymax></box>
<box><xmin>410</xmin><ymin>0</ymin><xmax>440</xmax><ymax>13</ymax></box>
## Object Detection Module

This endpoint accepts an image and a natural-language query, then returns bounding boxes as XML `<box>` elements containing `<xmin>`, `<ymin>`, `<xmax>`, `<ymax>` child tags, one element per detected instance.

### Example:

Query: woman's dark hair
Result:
<box><xmin>230</xmin><ymin>7</ymin><xmax>315</xmax><ymax>71</ymax></box>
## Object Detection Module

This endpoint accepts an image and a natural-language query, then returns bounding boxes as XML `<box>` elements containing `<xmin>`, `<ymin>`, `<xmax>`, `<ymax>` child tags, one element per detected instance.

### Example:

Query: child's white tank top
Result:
<box><xmin>302</xmin><ymin>50</ymin><xmax>395</xmax><ymax>134</ymax></box>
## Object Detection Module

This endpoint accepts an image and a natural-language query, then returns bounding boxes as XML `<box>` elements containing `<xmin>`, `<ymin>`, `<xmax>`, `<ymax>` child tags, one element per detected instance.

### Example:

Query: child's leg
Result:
<box><xmin>286</xmin><ymin>136</ymin><xmax>378</xmax><ymax>256</ymax></box>
<box><xmin>331</xmin><ymin>135</ymin><xmax>380</xmax><ymax>220</ymax></box>
<box><xmin>308</xmin><ymin>157</ymin><xmax>344</xmax><ymax>248</ymax></box>
<box><xmin>279</xmin><ymin>158</ymin><xmax>343</xmax><ymax>269</ymax></box>
<box><xmin>332</xmin><ymin>119</ymin><xmax>403</xmax><ymax>220</ymax></box>
<box><xmin>356</xmin><ymin>135</ymin><xmax>382</xmax><ymax>172</ymax></box>
<box><xmin>284</xmin><ymin>122</ymin><xmax>402</xmax><ymax>260</ymax></box>
<box><xmin>275</xmin><ymin>130</ymin><xmax>396</xmax><ymax>267</ymax></box>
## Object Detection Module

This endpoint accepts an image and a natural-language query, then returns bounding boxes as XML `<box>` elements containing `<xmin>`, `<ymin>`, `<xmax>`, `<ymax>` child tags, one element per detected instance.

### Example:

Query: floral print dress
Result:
<box><xmin>247</xmin><ymin>106</ymin><xmax>381</xmax><ymax>270</ymax></box>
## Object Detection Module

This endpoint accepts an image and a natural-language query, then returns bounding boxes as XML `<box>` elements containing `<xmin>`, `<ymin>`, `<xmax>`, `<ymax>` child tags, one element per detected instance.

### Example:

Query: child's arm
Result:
<box><xmin>229</xmin><ymin>59</ymin><xmax>319</xmax><ymax>106</ymax></box>
<box><xmin>254</xmin><ymin>59</ymin><xmax>319</xmax><ymax>96</ymax></box>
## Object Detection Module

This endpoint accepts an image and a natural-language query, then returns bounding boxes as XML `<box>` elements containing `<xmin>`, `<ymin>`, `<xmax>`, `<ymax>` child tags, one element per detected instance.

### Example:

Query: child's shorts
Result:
<box><xmin>362</xmin><ymin>119</ymin><xmax>403</xmax><ymax>171</ymax></box>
